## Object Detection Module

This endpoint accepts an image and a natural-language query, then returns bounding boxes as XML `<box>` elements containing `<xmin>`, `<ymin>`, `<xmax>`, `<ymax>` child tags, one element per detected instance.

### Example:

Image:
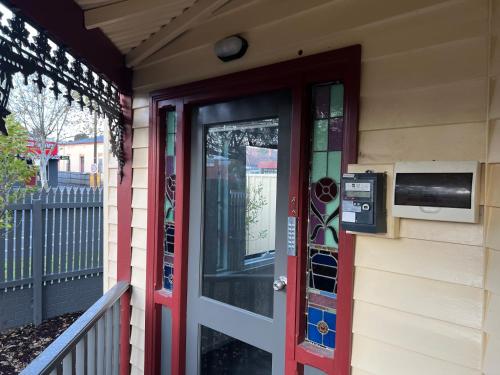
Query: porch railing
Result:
<box><xmin>21</xmin><ymin>281</ymin><xmax>129</xmax><ymax>375</ymax></box>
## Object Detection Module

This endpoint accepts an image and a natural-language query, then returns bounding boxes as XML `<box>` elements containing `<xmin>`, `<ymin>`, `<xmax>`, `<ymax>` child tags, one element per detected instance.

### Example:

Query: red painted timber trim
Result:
<box><xmin>286</xmin><ymin>82</ymin><xmax>310</xmax><ymax>375</ymax></box>
<box><xmin>154</xmin><ymin>290</ymin><xmax>173</xmax><ymax>308</ymax></box>
<box><xmin>117</xmin><ymin>94</ymin><xmax>133</xmax><ymax>375</ymax></box>
<box><xmin>171</xmin><ymin>102</ymin><xmax>190</xmax><ymax>375</ymax></box>
<box><xmin>5</xmin><ymin>0</ymin><xmax>132</xmax><ymax>93</ymax></box>
<box><xmin>144</xmin><ymin>101</ymin><xmax>169</xmax><ymax>375</ymax></box>
<box><xmin>332</xmin><ymin>50</ymin><xmax>361</xmax><ymax>375</ymax></box>
<box><xmin>146</xmin><ymin>45</ymin><xmax>361</xmax><ymax>375</ymax></box>
<box><xmin>296</xmin><ymin>343</ymin><xmax>333</xmax><ymax>372</ymax></box>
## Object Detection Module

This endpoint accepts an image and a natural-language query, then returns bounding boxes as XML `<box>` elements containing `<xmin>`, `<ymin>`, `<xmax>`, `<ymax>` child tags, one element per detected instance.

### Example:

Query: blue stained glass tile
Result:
<box><xmin>324</xmin><ymin>311</ymin><xmax>336</xmax><ymax>331</ymax></box>
<box><xmin>323</xmin><ymin>331</ymin><xmax>336</xmax><ymax>349</ymax></box>
<box><xmin>164</xmin><ymin>264</ymin><xmax>173</xmax><ymax>290</ymax></box>
<box><xmin>313</xmin><ymin>253</ymin><xmax>336</xmax><ymax>267</ymax></box>
<box><xmin>164</xmin><ymin>223</ymin><xmax>175</xmax><ymax>255</ymax></box>
<box><xmin>319</xmin><ymin>291</ymin><xmax>337</xmax><ymax>299</ymax></box>
<box><xmin>307</xmin><ymin>323</ymin><xmax>322</xmax><ymax>345</ymax></box>
<box><xmin>309</xmin><ymin>249</ymin><xmax>338</xmax><ymax>294</ymax></box>
<box><xmin>308</xmin><ymin>307</ymin><xmax>322</xmax><ymax>325</ymax></box>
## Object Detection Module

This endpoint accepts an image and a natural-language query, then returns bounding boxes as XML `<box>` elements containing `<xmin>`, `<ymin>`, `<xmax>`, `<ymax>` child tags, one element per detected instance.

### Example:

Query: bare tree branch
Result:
<box><xmin>7</xmin><ymin>74</ymin><xmax>98</xmax><ymax>188</ymax></box>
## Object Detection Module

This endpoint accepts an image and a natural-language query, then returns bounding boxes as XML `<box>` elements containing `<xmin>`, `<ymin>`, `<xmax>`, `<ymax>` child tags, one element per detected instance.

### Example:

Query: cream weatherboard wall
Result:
<box><xmin>103</xmin><ymin>107</ymin><xmax>148</xmax><ymax>375</ymax></box>
<box><xmin>484</xmin><ymin>1</ymin><xmax>500</xmax><ymax>374</ymax></box>
<box><xmin>102</xmin><ymin>129</ymin><xmax>118</xmax><ymax>292</ymax></box>
<box><xmin>101</xmin><ymin>0</ymin><xmax>500</xmax><ymax>373</ymax></box>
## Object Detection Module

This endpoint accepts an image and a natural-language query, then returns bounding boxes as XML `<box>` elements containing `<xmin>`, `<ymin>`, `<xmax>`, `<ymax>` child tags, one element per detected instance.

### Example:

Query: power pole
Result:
<box><xmin>92</xmin><ymin>111</ymin><xmax>98</xmax><ymax>187</ymax></box>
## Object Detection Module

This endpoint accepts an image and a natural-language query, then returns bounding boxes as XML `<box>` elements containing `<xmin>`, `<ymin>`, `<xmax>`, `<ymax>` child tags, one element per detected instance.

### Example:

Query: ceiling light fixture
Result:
<box><xmin>214</xmin><ymin>35</ymin><xmax>248</xmax><ymax>62</ymax></box>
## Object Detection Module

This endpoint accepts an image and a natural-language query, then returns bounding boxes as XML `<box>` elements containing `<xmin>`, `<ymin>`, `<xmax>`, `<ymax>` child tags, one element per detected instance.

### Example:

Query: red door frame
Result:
<box><xmin>145</xmin><ymin>45</ymin><xmax>361</xmax><ymax>375</ymax></box>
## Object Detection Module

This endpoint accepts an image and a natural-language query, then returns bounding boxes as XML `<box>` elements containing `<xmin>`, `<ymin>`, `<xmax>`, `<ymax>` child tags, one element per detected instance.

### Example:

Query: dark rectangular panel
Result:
<box><xmin>395</xmin><ymin>173</ymin><xmax>473</xmax><ymax>209</ymax></box>
<box><xmin>201</xmin><ymin>325</ymin><xmax>272</xmax><ymax>375</ymax></box>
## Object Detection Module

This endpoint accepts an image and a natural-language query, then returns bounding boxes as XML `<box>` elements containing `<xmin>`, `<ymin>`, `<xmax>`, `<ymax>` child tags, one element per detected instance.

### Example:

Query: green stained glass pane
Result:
<box><xmin>325</xmin><ymin>151</ymin><xmax>341</xmax><ymax>248</ymax></box>
<box><xmin>311</xmin><ymin>152</ymin><xmax>327</xmax><ymax>183</ymax></box>
<box><xmin>167</xmin><ymin>111</ymin><xmax>176</xmax><ymax>134</ymax></box>
<box><xmin>326</xmin><ymin>151</ymin><xmax>341</xmax><ymax>212</ymax></box>
<box><xmin>330</xmin><ymin>84</ymin><xmax>344</xmax><ymax>118</ymax></box>
<box><xmin>167</xmin><ymin>133</ymin><xmax>175</xmax><ymax>156</ymax></box>
<box><xmin>324</xmin><ymin>216</ymin><xmax>339</xmax><ymax>248</ymax></box>
<box><xmin>327</xmin><ymin>151</ymin><xmax>342</xmax><ymax>183</ymax></box>
<box><xmin>165</xmin><ymin>199</ymin><xmax>173</xmax><ymax>222</ymax></box>
<box><xmin>313</xmin><ymin>120</ymin><xmax>328</xmax><ymax>151</ymax></box>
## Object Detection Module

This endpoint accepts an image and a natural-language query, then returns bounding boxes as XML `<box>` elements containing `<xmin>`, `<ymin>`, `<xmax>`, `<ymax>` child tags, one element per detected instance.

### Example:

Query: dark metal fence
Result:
<box><xmin>58</xmin><ymin>172</ymin><xmax>102</xmax><ymax>187</ymax></box>
<box><xmin>1</xmin><ymin>187</ymin><xmax>103</xmax><ymax>327</ymax></box>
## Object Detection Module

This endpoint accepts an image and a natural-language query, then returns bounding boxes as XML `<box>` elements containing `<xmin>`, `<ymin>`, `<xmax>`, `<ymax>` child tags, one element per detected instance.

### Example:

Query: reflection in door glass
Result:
<box><xmin>201</xmin><ymin>325</ymin><xmax>272</xmax><ymax>375</ymax></box>
<box><xmin>203</xmin><ymin>119</ymin><xmax>278</xmax><ymax>318</ymax></box>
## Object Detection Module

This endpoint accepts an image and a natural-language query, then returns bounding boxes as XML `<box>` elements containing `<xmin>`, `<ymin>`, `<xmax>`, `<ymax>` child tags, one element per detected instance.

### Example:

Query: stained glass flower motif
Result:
<box><xmin>314</xmin><ymin>177</ymin><xmax>338</xmax><ymax>203</ymax></box>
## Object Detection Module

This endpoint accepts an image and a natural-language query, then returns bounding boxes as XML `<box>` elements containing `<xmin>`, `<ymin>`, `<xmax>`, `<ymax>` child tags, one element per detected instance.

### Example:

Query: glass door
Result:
<box><xmin>186</xmin><ymin>91</ymin><xmax>291</xmax><ymax>374</ymax></box>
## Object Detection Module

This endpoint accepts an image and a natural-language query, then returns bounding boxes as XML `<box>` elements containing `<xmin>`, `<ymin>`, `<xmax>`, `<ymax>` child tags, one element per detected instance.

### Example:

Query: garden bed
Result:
<box><xmin>0</xmin><ymin>312</ymin><xmax>82</xmax><ymax>374</ymax></box>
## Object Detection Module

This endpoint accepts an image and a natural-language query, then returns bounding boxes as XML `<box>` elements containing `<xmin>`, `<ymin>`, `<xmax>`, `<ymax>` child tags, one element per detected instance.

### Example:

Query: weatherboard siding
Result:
<box><xmin>483</xmin><ymin>2</ymin><xmax>500</xmax><ymax>374</ymax></box>
<box><xmin>101</xmin><ymin>0</ymin><xmax>500</xmax><ymax>373</ymax></box>
<box><xmin>103</xmin><ymin>129</ymin><xmax>118</xmax><ymax>292</ymax></box>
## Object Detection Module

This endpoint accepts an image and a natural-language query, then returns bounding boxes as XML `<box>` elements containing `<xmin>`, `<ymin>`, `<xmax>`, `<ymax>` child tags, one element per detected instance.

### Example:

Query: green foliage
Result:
<box><xmin>0</xmin><ymin>115</ymin><xmax>38</xmax><ymax>230</ymax></box>
<box><xmin>245</xmin><ymin>183</ymin><xmax>268</xmax><ymax>241</ymax></box>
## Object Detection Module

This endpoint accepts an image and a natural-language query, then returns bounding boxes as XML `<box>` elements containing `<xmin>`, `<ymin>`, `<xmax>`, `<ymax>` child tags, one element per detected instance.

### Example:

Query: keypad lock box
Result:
<box><xmin>340</xmin><ymin>172</ymin><xmax>387</xmax><ymax>233</ymax></box>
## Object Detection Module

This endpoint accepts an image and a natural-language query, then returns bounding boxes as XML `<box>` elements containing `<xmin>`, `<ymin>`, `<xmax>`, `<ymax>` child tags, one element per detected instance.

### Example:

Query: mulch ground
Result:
<box><xmin>0</xmin><ymin>312</ymin><xmax>82</xmax><ymax>374</ymax></box>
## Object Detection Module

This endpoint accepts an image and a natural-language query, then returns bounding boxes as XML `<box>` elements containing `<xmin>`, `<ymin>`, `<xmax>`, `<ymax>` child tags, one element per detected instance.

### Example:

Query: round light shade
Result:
<box><xmin>214</xmin><ymin>35</ymin><xmax>248</xmax><ymax>62</ymax></box>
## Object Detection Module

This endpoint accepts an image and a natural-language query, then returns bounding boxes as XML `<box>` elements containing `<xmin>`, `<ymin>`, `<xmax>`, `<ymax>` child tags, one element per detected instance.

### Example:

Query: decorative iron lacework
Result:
<box><xmin>305</xmin><ymin>82</ymin><xmax>344</xmax><ymax>350</ymax></box>
<box><xmin>0</xmin><ymin>7</ymin><xmax>126</xmax><ymax>177</ymax></box>
<box><xmin>163</xmin><ymin>111</ymin><xmax>177</xmax><ymax>291</ymax></box>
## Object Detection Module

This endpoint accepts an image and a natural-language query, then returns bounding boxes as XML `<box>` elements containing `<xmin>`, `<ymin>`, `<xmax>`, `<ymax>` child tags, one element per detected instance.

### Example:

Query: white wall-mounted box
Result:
<box><xmin>392</xmin><ymin>161</ymin><xmax>480</xmax><ymax>223</ymax></box>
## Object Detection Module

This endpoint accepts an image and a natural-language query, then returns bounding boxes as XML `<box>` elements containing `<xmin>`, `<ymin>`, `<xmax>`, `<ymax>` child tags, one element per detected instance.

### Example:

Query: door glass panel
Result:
<box><xmin>201</xmin><ymin>325</ymin><xmax>272</xmax><ymax>375</ymax></box>
<box><xmin>202</xmin><ymin>119</ymin><xmax>278</xmax><ymax>318</ymax></box>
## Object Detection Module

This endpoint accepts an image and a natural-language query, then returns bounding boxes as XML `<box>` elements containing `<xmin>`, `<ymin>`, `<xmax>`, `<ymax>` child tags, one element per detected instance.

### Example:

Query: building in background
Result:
<box><xmin>26</xmin><ymin>139</ymin><xmax>59</xmax><ymax>187</ymax></box>
<box><xmin>57</xmin><ymin>136</ymin><xmax>104</xmax><ymax>187</ymax></box>
<box><xmin>58</xmin><ymin>136</ymin><xmax>104</xmax><ymax>174</ymax></box>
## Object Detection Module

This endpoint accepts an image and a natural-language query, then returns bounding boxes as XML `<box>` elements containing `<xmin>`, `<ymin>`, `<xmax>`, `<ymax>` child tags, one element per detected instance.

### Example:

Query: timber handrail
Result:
<box><xmin>21</xmin><ymin>281</ymin><xmax>129</xmax><ymax>375</ymax></box>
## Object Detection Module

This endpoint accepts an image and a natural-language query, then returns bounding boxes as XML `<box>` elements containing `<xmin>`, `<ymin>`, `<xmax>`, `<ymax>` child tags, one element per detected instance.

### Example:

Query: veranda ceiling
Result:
<box><xmin>74</xmin><ymin>0</ymin><xmax>237</xmax><ymax>67</ymax></box>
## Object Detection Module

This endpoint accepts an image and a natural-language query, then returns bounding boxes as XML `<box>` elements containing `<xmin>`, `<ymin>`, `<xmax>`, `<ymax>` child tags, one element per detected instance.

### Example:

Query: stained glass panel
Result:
<box><xmin>313</xmin><ymin>120</ymin><xmax>328</xmax><ymax>151</ymax></box>
<box><xmin>314</xmin><ymin>85</ymin><xmax>330</xmax><ymax>119</ymax></box>
<box><xmin>163</xmin><ymin>111</ymin><xmax>177</xmax><ymax>291</ymax></box>
<box><xmin>330</xmin><ymin>84</ymin><xmax>344</xmax><ymax>118</ymax></box>
<box><xmin>305</xmin><ymin>83</ymin><xmax>344</xmax><ymax>350</ymax></box>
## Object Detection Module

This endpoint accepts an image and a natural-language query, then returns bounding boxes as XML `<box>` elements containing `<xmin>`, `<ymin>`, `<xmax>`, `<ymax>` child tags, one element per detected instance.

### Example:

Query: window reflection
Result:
<box><xmin>201</xmin><ymin>325</ymin><xmax>272</xmax><ymax>375</ymax></box>
<box><xmin>203</xmin><ymin>119</ymin><xmax>279</xmax><ymax>318</ymax></box>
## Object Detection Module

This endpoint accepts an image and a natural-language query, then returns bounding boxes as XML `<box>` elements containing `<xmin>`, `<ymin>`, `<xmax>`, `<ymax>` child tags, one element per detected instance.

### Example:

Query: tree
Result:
<box><xmin>7</xmin><ymin>74</ymin><xmax>102</xmax><ymax>188</ymax></box>
<box><xmin>245</xmin><ymin>182</ymin><xmax>269</xmax><ymax>243</ymax></box>
<box><xmin>0</xmin><ymin>116</ymin><xmax>37</xmax><ymax>230</ymax></box>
